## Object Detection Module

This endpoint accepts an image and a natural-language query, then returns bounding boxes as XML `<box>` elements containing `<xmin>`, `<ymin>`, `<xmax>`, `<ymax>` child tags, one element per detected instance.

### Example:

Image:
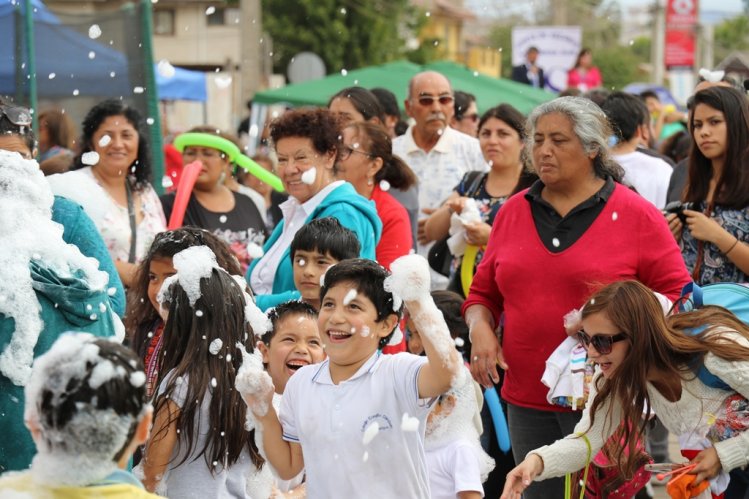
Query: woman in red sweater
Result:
<box><xmin>463</xmin><ymin>96</ymin><xmax>691</xmax><ymax>499</ymax></box>
<box><xmin>338</xmin><ymin>122</ymin><xmax>417</xmax><ymax>269</ymax></box>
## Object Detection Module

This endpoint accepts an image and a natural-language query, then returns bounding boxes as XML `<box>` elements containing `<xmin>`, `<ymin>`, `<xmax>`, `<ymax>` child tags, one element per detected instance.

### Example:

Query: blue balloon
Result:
<box><xmin>484</xmin><ymin>386</ymin><xmax>511</xmax><ymax>453</ymax></box>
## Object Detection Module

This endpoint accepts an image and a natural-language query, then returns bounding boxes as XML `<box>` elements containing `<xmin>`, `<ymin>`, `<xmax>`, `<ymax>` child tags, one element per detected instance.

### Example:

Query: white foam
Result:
<box><xmin>362</xmin><ymin>421</ymin><xmax>380</xmax><ymax>445</ymax></box>
<box><xmin>129</xmin><ymin>371</ymin><xmax>146</xmax><ymax>388</ymax></box>
<box><xmin>300</xmin><ymin>167</ymin><xmax>317</xmax><ymax>185</ymax></box>
<box><xmin>379</xmin><ymin>180</ymin><xmax>391</xmax><ymax>191</ymax></box>
<box><xmin>97</xmin><ymin>135</ymin><xmax>111</xmax><ymax>147</ymax></box>
<box><xmin>343</xmin><ymin>288</ymin><xmax>358</xmax><ymax>305</ymax></box>
<box><xmin>88</xmin><ymin>24</ymin><xmax>102</xmax><ymax>39</ymax></box>
<box><xmin>247</xmin><ymin>242</ymin><xmax>264</xmax><ymax>259</ymax></box>
<box><xmin>157</xmin><ymin>60</ymin><xmax>176</xmax><ymax>78</ymax></box>
<box><xmin>401</xmin><ymin>413</ymin><xmax>420</xmax><ymax>432</ymax></box>
<box><xmin>209</xmin><ymin>338</ymin><xmax>223</xmax><ymax>355</ymax></box>
<box><xmin>235</xmin><ymin>344</ymin><xmax>274</xmax><ymax>418</ymax></box>
<box><xmin>81</xmin><ymin>151</ymin><xmax>100</xmax><ymax>166</ymax></box>
<box><xmin>158</xmin><ymin>246</ymin><xmax>219</xmax><ymax>307</ymax></box>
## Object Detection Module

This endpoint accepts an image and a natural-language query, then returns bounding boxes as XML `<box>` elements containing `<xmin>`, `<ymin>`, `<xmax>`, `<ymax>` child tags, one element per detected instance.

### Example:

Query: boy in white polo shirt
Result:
<box><xmin>238</xmin><ymin>255</ymin><xmax>463</xmax><ymax>498</ymax></box>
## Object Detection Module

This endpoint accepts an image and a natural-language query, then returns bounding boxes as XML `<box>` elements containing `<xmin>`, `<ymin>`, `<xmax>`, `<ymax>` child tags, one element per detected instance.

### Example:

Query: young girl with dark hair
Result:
<box><xmin>669</xmin><ymin>86</ymin><xmax>749</xmax><ymax>284</ymax></box>
<box><xmin>338</xmin><ymin>121</ymin><xmax>416</xmax><ymax>269</ymax></box>
<box><xmin>126</xmin><ymin>228</ymin><xmax>242</xmax><ymax>398</ymax></box>
<box><xmin>47</xmin><ymin>99</ymin><xmax>166</xmax><ymax>287</ymax></box>
<box><xmin>502</xmin><ymin>280</ymin><xmax>749</xmax><ymax>499</ymax></box>
<box><xmin>140</xmin><ymin>246</ymin><xmax>269</xmax><ymax>497</ymax></box>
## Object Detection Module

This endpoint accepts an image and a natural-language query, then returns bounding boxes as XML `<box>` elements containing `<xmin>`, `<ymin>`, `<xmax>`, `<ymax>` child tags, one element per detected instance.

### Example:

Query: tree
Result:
<box><xmin>714</xmin><ymin>15</ymin><xmax>749</xmax><ymax>65</ymax></box>
<box><xmin>262</xmin><ymin>0</ymin><xmax>412</xmax><ymax>75</ymax></box>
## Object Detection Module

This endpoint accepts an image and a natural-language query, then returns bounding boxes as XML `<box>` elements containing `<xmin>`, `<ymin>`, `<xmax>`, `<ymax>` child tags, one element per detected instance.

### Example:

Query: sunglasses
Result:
<box><xmin>576</xmin><ymin>330</ymin><xmax>628</xmax><ymax>354</ymax></box>
<box><xmin>416</xmin><ymin>95</ymin><xmax>454</xmax><ymax>107</ymax></box>
<box><xmin>460</xmin><ymin>113</ymin><xmax>479</xmax><ymax>123</ymax></box>
<box><xmin>0</xmin><ymin>104</ymin><xmax>33</xmax><ymax>127</ymax></box>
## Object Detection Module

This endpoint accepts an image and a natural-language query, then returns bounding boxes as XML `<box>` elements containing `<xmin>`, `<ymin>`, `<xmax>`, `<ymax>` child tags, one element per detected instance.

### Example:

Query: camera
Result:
<box><xmin>663</xmin><ymin>201</ymin><xmax>695</xmax><ymax>224</ymax></box>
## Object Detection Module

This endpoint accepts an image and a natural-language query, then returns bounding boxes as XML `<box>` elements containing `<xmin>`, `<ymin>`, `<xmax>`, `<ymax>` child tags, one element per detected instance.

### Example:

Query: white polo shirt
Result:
<box><xmin>393</xmin><ymin>126</ymin><xmax>487</xmax><ymax>257</ymax></box>
<box><xmin>612</xmin><ymin>151</ymin><xmax>672</xmax><ymax>209</ymax></box>
<box><xmin>280</xmin><ymin>352</ymin><xmax>432</xmax><ymax>499</ymax></box>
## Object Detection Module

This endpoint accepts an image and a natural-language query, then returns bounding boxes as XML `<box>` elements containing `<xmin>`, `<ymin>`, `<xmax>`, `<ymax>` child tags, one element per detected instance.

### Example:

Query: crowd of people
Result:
<box><xmin>2</xmin><ymin>61</ymin><xmax>749</xmax><ymax>499</ymax></box>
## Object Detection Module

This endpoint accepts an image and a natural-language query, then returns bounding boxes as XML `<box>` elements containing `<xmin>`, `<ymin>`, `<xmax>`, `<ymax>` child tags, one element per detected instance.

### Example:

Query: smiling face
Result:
<box><xmin>182</xmin><ymin>146</ymin><xmax>230</xmax><ymax>191</ymax></box>
<box><xmin>292</xmin><ymin>249</ymin><xmax>338</xmax><ymax>310</ymax></box>
<box><xmin>258</xmin><ymin>313</ymin><xmax>325</xmax><ymax>393</ymax></box>
<box><xmin>275</xmin><ymin>136</ymin><xmax>335</xmax><ymax>203</ymax></box>
<box><xmin>692</xmin><ymin>103</ymin><xmax>727</xmax><ymax>164</ymax></box>
<box><xmin>532</xmin><ymin>112</ymin><xmax>595</xmax><ymax>189</ymax></box>
<box><xmin>147</xmin><ymin>257</ymin><xmax>176</xmax><ymax>320</ymax></box>
<box><xmin>580</xmin><ymin>311</ymin><xmax>630</xmax><ymax>379</ymax></box>
<box><xmin>92</xmin><ymin>114</ymin><xmax>139</xmax><ymax>176</ymax></box>
<box><xmin>318</xmin><ymin>281</ymin><xmax>396</xmax><ymax>381</ymax></box>
<box><xmin>479</xmin><ymin>117</ymin><xmax>523</xmax><ymax>170</ymax></box>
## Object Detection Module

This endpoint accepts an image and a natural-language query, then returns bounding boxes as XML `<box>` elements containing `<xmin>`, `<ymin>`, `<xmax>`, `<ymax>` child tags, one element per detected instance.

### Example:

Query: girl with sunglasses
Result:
<box><xmin>502</xmin><ymin>280</ymin><xmax>749</xmax><ymax>499</ymax></box>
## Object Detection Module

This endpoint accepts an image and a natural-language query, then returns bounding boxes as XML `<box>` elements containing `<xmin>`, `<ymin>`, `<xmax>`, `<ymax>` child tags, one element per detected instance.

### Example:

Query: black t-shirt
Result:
<box><xmin>524</xmin><ymin>177</ymin><xmax>615</xmax><ymax>253</ymax></box>
<box><xmin>161</xmin><ymin>191</ymin><xmax>267</xmax><ymax>272</ymax></box>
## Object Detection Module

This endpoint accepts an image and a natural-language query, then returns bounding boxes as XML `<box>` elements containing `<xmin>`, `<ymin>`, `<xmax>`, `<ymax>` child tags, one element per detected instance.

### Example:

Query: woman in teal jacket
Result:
<box><xmin>247</xmin><ymin>108</ymin><xmax>381</xmax><ymax>310</ymax></box>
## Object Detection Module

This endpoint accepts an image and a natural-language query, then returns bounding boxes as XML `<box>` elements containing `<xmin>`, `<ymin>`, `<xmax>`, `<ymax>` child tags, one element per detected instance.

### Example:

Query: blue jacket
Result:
<box><xmin>0</xmin><ymin>262</ymin><xmax>118</xmax><ymax>473</ymax></box>
<box><xmin>247</xmin><ymin>182</ymin><xmax>382</xmax><ymax>310</ymax></box>
<box><xmin>52</xmin><ymin>196</ymin><xmax>126</xmax><ymax>317</ymax></box>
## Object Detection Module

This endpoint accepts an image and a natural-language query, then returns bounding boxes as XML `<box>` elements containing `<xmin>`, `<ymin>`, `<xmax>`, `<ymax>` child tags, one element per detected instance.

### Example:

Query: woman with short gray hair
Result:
<box><xmin>462</xmin><ymin>97</ymin><xmax>690</xmax><ymax>498</ymax></box>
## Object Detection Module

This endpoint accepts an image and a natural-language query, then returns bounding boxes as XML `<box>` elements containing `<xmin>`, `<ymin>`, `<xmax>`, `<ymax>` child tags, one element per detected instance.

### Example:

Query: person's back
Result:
<box><xmin>0</xmin><ymin>333</ymin><xmax>160</xmax><ymax>498</ymax></box>
<box><xmin>0</xmin><ymin>150</ymin><xmax>119</xmax><ymax>473</ymax></box>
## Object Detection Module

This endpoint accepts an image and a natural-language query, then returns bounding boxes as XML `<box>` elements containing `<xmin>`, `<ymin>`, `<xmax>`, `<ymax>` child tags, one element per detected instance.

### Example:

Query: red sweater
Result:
<box><xmin>371</xmin><ymin>184</ymin><xmax>413</xmax><ymax>270</ymax></box>
<box><xmin>463</xmin><ymin>184</ymin><xmax>690</xmax><ymax>410</ymax></box>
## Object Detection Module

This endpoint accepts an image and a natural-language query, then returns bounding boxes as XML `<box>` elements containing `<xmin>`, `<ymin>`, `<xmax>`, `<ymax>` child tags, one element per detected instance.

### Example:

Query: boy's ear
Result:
<box><xmin>257</xmin><ymin>340</ymin><xmax>270</xmax><ymax>364</ymax></box>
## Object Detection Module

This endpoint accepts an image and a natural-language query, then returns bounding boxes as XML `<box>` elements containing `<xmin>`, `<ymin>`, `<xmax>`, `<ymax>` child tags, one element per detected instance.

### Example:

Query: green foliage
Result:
<box><xmin>594</xmin><ymin>45</ymin><xmax>640</xmax><ymax>90</ymax></box>
<box><xmin>262</xmin><ymin>0</ymin><xmax>411</xmax><ymax>74</ymax></box>
<box><xmin>487</xmin><ymin>24</ymin><xmax>516</xmax><ymax>79</ymax></box>
<box><xmin>714</xmin><ymin>15</ymin><xmax>749</xmax><ymax>66</ymax></box>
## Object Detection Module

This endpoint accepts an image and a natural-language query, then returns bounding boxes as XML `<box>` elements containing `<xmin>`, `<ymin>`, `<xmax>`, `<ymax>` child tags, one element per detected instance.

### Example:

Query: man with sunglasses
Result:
<box><xmin>393</xmin><ymin>71</ymin><xmax>486</xmax><ymax>288</ymax></box>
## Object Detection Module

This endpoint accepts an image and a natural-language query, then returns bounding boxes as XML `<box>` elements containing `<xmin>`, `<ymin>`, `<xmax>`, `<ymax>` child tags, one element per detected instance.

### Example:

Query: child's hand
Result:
<box><xmin>385</xmin><ymin>254</ymin><xmax>431</xmax><ymax>307</ymax></box>
<box><xmin>235</xmin><ymin>345</ymin><xmax>275</xmax><ymax>418</ymax></box>
<box><xmin>690</xmin><ymin>447</ymin><xmax>722</xmax><ymax>485</ymax></box>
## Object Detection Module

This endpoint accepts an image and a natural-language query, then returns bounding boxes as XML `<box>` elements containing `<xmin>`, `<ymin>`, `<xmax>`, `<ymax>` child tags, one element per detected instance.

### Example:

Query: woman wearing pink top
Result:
<box><xmin>567</xmin><ymin>48</ymin><xmax>602</xmax><ymax>91</ymax></box>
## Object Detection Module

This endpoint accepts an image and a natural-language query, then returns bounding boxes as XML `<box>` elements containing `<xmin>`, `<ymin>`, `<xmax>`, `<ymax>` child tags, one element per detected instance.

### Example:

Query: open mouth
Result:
<box><xmin>327</xmin><ymin>329</ymin><xmax>353</xmax><ymax>343</ymax></box>
<box><xmin>286</xmin><ymin>359</ymin><xmax>309</xmax><ymax>372</ymax></box>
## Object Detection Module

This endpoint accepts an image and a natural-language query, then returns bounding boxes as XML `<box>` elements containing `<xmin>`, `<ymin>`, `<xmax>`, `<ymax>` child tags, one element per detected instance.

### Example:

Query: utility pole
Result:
<box><xmin>240</xmin><ymin>0</ymin><xmax>262</xmax><ymax>107</ymax></box>
<box><xmin>552</xmin><ymin>1</ymin><xmax>567</xmax><ymax>25</ymax></box>
<box><xmin>651</xmin><ymin>0</ymin><xmax>666</xmax><ymax>84</ymax></box>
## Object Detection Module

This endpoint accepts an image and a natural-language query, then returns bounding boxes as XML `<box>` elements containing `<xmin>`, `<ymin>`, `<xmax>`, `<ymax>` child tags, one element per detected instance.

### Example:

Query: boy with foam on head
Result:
<box><xmin>0</xmin><ymin>333</ymin><xmax>159</xmax><ymax>498</ymax></box>
<box><xmin>236</xmin><ymin>255</ymin><xmax>463</xmax><ymax>498</ymax></box>
<box><xmin>256</xmin><ymin>300</ymin><xmax>325</xmax><ymax>496</ymax></box>
<box><xmin>290</xmin><ymin>216</ymin><xmax>360</xmax><ymax>311</ymax></box>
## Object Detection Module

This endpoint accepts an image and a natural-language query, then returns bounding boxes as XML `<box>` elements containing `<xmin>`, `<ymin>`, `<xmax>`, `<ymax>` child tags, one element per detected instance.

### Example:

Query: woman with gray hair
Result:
<box><xmin>462</xmin><ymin>97</ymin><xmax>690</xmax><ymax>498</ymax></box>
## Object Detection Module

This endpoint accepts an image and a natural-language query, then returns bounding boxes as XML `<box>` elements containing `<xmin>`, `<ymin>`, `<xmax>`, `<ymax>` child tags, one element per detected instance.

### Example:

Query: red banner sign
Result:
<box><xmin>665</xmin><ymin>0</ymin><xmax>698</xmax><ymax>68</ymax></box>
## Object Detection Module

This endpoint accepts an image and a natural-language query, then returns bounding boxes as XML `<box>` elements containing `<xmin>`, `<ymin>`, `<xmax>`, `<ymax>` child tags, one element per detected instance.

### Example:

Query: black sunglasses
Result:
<box><xmin>576</xmin><ymin>330</ymin><xmax>628</xmax><ymax>354</ymax></box>
<box><xmin>416</xmin><ymin>95</ymin><xmax>454</xmax><ymax>107</ymax></box>
<box><xmin>0</xmin><ymin>104</ymin><xmax>33</xmax><ymax>127</ymax></box>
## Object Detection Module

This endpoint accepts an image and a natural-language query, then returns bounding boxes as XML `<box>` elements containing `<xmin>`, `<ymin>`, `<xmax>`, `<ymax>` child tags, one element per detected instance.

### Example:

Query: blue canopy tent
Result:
<box><xmin>0</xmin><ymin>0</ymin><xmax>131</xmax><ymax>97</ymax></box>
<box><xmin>155</xmin><ymin>64</ymin><xmax>207</xmax><ymax>102</ymax></box>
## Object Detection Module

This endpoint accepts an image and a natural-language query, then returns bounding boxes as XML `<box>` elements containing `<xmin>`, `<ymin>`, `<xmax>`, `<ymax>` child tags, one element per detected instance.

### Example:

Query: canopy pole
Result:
<box><xmin>24</xmin><ymin>0</ymin><xmax>37</xmax><ymax>134</ymax></box>
<box><xmin>140</xmin><ymin>0</ymin><xmax>165</xmax><ymax>194</ymax></box>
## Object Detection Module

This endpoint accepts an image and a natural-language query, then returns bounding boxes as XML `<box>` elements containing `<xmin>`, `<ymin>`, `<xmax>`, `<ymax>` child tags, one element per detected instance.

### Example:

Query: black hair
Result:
<box><xmin>573</xmin><ymin>48</ymin><xmax>593</xmax><ymax>69</ymax></box>
<box><xmin>320</xmin><ymin>258</ymin><xmax>401</xmax><ymax>348</ymax></box>
<box><xmin>639</xmin><ymin>90</ymin><xmax>660</xmax><ymax>102</ymax></box>
<box><xmin>290</xmin><ymin>217</ymin><xmax>361</xmax><ymax>262</ymax></box>
<box><xmin>72</xmin><ymin>99</ymin><xmax>153</xmax><ymax>191</ymax></box>
<box><xmin>453</xmin><ymin>90</ymin><xmax>477</xmax><ymax>121</ymax></box>
<box><xmin>527</xmin><ymin>46</ymin><xmax>539</xmax><ymax>54</ymax></box>
<box><xmin>126</xmin><ymin>228</ymin><xmax>242</xmax><ymax>365</ymax></box>
<box><xmin>36</xmin><ymin>338</ymin><xmax>147</xmax><ymax>462</ymax></box>
<box><xmin>602</xmin><ymin>91</ymin><xmax>649</xmax><ymax>142</ymax></box>
<box><xmin>431</xmin><ymin>290</ymin><xmax>470</xmax><ymax>360</ymax></box>
<box><xmin>328</xmin><ymin>87</ymin><xmax>385</xmax><ymax>124</ymax></box>
<box><xmin>659</xmin><ymin>130</ymin><xmax>692</xmax><ymax>163</ymax></box>
<box><xmin>153</xmin><ymin>268</ymin><xmax>264</xmax><ymax>472</ymax></box>
<box><xmin>370</xmin><ymin>87</ymin><xmax>401</xmax><ymax>118</ymax></box>
<box><xmin>685</xmin><ymin>86</ymin><xmax>749</xmax><ymax>209</ymax></box>
<box><xmin>0</xmin><ymin>96</ymin><xmax>36</xmax><ymax>152</ymax></box>
<box><xmin>478</xmin><ymin>103</ymin><xmax>526</xmax><ymax>140</ymax></box>
<box><xmin>270</xmin><ymin>107</ymin><xmax>341</xmax><ymax>160</ymax></box>
<box><xmin>262</xmin><ymin>300</ymin><xmax>318</xmax><ymax>344</ymax></box>
<box><xmin>343</xmin><ymin>122</ymin><xmax>418</xmax><ymax>189</ymax></box>
<box><xmin>582</xmin><ymin>88</ymin><xmax>611</xmax><ymax>108</ymax></box>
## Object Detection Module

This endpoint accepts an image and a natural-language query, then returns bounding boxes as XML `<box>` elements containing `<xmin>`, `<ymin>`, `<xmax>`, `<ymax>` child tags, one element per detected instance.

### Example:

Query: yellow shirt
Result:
<box><xmin>0</xmin><ymin>471</ymin><xmax>163</xmax><ymax>499</ymax></box>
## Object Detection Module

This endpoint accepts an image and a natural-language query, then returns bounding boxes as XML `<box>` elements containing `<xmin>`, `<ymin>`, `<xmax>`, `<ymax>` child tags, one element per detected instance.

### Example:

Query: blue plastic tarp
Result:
<box><xmin>155</xmin><ymin>64</ymin><xmax>206</xmax><ymax>102</ymax></box>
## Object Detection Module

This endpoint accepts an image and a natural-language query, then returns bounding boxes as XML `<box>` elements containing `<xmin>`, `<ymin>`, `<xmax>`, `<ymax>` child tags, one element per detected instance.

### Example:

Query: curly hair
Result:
<box><xmin>72</xmin><ymin>99</ymin><xmax>153</xmax><ymax>191</ymax></box>
<box><xmin>269</xmin><ymin>107</ymin><xmax>341</xmax><ymax>160</ymax></box>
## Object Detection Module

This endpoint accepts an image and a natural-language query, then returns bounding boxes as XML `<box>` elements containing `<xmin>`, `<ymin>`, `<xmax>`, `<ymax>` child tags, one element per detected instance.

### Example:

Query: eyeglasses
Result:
<box><xmin>460</xmin><ymin>113</ymin><xmax>479</xmax><ymax>123</ymax></box>
<box><xmin>339</xmin><ymin>145</ymin><xmax>373</xmax><ymax>161</ymax></box>
<box><xmin>0</xmin><ymin>104</ymin><xmax>33</xmax><ymax>127</ymax></box>
<box><xmin>576</xmin><ymin>330</ymin><xmax>628</xmax><ymax>354</ymax></box>
<box><xmin>416</xmin><ymin>95</ymin><xmax>454</xmax><ymax>107</ymax></box>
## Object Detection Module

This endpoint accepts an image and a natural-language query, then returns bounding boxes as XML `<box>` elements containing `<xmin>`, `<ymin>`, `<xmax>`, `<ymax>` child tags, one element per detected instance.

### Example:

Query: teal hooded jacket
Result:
<box><xmin>247</xmin><ymin>182</ymin><xmax>382</xmax><ymax>311</ymax></box>
<box><xmin>0</xmin><ymin>261</ymin><xmax>117</xmax><ymax>473</ymax></box>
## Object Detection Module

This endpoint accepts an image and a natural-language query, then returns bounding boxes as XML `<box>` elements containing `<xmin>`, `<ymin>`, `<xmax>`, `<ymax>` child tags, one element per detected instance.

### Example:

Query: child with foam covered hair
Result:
<box><xmin>237</xmin><ymin>255</ymin><xmax>463</xmax><ymax>498</ymax></box>
<box><xmin>0</xmin><ymin>333</ymin><xmax>159</xmax><ymax>498</ymax></box>
<box><xmin>425</xmin><ymin>365</ymin><xmax>495</xmax><ymax>499</ymax></box>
